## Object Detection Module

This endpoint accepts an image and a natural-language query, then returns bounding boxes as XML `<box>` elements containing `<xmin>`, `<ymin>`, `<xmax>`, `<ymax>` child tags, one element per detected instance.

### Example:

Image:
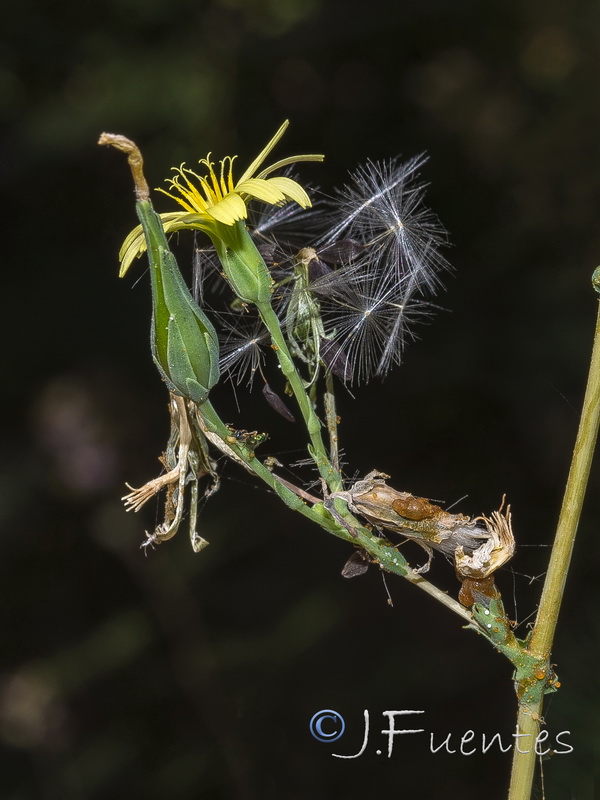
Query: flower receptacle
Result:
<box><xmin>210</xmin><ymin>220</ymin><xmax>273</xmax><ymax>306</ymax></box>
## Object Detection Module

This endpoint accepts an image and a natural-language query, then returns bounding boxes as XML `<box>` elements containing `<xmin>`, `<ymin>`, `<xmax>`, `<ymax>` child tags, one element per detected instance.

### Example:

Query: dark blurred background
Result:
<box><xmin>3</xmin><ymin>0</ymin><xmax>600</xmax><ymax>798</ymax></box>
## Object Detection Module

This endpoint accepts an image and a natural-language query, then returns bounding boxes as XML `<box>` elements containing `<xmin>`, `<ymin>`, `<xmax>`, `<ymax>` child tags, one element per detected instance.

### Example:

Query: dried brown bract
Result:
<box><xmin>334</xmin><ymin>471</ymin><xmax>515</xmax><ymax>581</ymax></box>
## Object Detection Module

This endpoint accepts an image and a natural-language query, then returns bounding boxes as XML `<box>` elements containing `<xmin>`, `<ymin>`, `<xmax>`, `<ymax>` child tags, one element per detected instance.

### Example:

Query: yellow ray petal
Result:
<box><xmin>236</xmin><ymin>120</ymin><xmax>290</xmax><ymax>184</ymax></box>
<box><xmin>118</xmin><ymin>213</ymin><xmax>213</xmax><ymax>276</ymax></box>
<box><xmin>256</xmin><ymin>153</ymin><xmax>324</xmax><ymax>180</ymax></box>
<box><xmin>264</xmin><ymin>176</ymin><xmax>313</xmax><ymax>208</ymax></box>
<box><xmin>205</xmin><ymin>192</ymin><xmax>248</xmax><ymax>225</ymax></box>
<box><xmin>236</xmin><ymin>177</ymin><xmax>288</xmax><ymax>205</ymax></box>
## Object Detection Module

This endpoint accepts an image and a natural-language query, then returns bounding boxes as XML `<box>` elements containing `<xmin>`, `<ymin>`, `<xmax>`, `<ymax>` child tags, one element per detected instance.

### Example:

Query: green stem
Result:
<box><xmin>256</xmin><ymin>301</ymin><xmax>343</xmax><ymax>492</ymax></box>
<box><xmin>197</xmin><ymin>399</ymin><xmax>472</xmax><ymax>623</ymax></box>
<box><xmin>507</xmin><ymin>710</ymin><xmax>540</xmax><ymax>800</ymax></box>
<box><xmin>508</xmin><ymin>298</ymin><xmax>600</xmax><ymax>800</ymax></box>
<box><xmin>529</xmin><ymin>301</ymin><xmax>600</xmax><ymax>655</ymax></box>
<box><xmin>199</xmin><ymin>399</ymin><xmax>336</xmax><ymax>529</ymax></box>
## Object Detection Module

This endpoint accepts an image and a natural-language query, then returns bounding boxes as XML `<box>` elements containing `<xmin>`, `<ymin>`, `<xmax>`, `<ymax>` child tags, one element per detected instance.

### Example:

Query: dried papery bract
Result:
<box><xmin>122</xmin><ymin>393</ymin><xmax>219</xmax><ymax>552</ymax></box>
<box><xmin>334</xmin><ymin>471</ymin><xmax>515</xmax><ymax>579</ymax></box>
<box><xmin>456</xmin><ymin>502</ymin><xmax>516</xmax><ymax>580</ymax></box>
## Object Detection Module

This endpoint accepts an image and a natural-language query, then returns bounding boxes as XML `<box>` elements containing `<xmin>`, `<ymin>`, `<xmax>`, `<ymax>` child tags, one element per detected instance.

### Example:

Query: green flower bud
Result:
<box><xmin>136</xmin><ymin>200</ymin><xmax>219</xmax><ymax>404</ymax></box>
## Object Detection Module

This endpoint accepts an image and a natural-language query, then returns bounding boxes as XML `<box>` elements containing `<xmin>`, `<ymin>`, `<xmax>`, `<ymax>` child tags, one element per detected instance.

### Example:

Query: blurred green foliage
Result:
<box><xmin>3</xmin><ymin>0</ymin><xmax>600</xmax><ymax>797</ymax></box>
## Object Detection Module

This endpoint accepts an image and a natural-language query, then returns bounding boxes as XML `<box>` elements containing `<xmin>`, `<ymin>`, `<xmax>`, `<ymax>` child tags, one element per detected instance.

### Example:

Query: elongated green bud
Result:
<box><xmin>136</xmin><ymin>199</ymin><xmax>220</xmax><ymax>404</ymax></box>
<box><xmin>210</xmin><ymin>220</ymin><xmax>273</xmax><ymax>305</ymax></box>
<box><xmin>98</xmin><ymin>134</ymin><xmax>220</xmax><ymax>404</ymax></box>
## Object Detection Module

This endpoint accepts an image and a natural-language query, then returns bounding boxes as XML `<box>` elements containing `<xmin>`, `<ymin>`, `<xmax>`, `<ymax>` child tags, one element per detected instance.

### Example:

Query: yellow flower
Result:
<box><xmin>119</xmin><ymin>120</ymin><xmax>323</xmax><ymax>277</ymax></box>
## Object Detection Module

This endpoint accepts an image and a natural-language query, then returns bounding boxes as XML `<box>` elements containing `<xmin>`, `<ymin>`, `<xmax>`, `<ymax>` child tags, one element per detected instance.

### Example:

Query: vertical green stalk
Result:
<box><xmin>508</xmin><ymin>296</ymin><xmax>600</xmax><ymax>800</ymax></box>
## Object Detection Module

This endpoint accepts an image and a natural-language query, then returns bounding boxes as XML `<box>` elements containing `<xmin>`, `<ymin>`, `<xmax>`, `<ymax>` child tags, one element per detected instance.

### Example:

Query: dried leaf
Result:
<box><xmin>341</xmin><ymin>550</ymin><xmax>370</xmax><ymax>579</ymax></box>
<box><xmin>262</xmin><ymin>382</ymin><xmax>296</xmax><ymax>422</ymax></box>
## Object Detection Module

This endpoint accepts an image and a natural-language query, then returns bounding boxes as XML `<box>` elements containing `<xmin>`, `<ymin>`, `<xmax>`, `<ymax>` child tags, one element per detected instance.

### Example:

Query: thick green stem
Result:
<box><xmin>529</xmin><ymin>301</ymin><xmax>600</xmax><ymax>655</ymax></box>
<box><xmin>508</xmin><ymin>299</ymin><xmax>600</xmax><ymax>800</ymax></box>
<box><xmin>256</xmin><ymin>301</ymin><xmax>343</xmax><ymax>492</ymax></box>
<box><xmin>508</xmin><ymin>708</ymin><xmax>541</xmax><ymax>800</ymax></box>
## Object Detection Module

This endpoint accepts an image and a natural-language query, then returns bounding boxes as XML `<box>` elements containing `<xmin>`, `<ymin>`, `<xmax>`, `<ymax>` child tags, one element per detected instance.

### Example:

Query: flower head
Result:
<box><xmin>119</xmin><ymin>121</ymin><xmax>323</xmax><ymax>277</ymax></box>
